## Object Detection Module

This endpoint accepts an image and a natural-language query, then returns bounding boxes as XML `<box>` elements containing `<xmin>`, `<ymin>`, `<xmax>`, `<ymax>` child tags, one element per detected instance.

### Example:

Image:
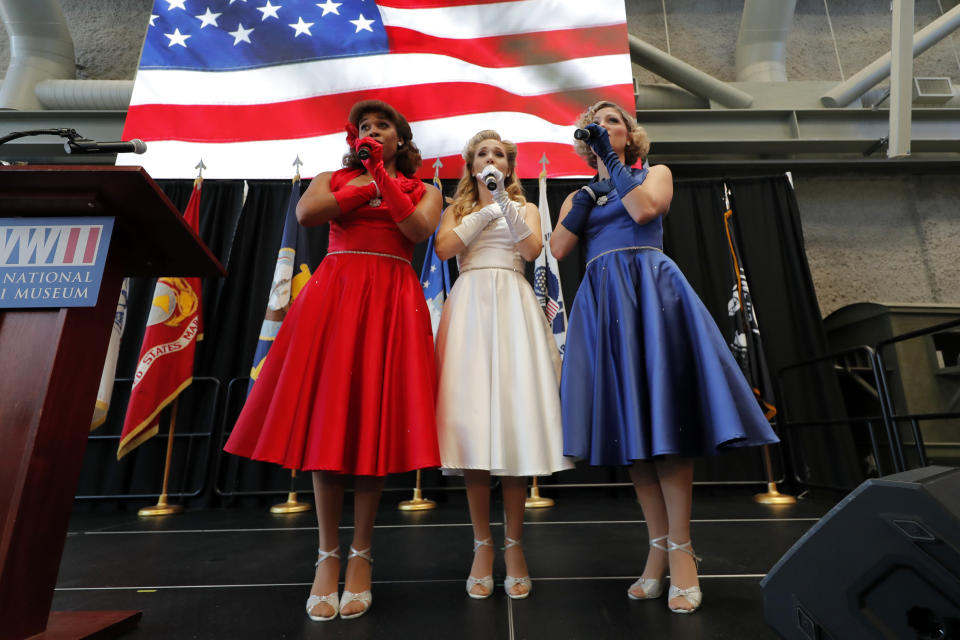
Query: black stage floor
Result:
<box><xmin>54</xmin><ymin>486</ymin><xmax>834</xmax><ymax>639</ymax></box>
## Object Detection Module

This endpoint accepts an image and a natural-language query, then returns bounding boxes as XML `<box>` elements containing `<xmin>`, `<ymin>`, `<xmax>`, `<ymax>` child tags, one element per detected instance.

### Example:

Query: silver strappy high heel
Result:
<box><xmin>466</xmin><ymin>538</ymin><xmax>494</xmax><ymax>599</ymax></box>
<box><xmin>306</xmin><ymin>547</ymin><xmax>340</xmax><ymax>622</ymax></box>
<box><xmin>627</xmin><ymin>535</ymin><xmax>667</xmax><ymax>600</ymax></box>
<box><xmin>340</xmin><ymin>546</ymin><xmax>373</xmax><ymax>619</ymax></box>
<box><xmin>667</xmin><ymin>539</ymin><xmax>703</xmax><ymax>613</ymax></box>
<box><xmin>503</xmin><ymin>537</ymin><xmax>532</xmax><ymax>599</ymax></box>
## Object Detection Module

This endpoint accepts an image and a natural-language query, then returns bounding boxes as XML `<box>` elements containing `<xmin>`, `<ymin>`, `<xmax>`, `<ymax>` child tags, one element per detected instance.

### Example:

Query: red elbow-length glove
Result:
<box><xmin>356</xmin><ymin>136</ymin><xmax>416</xmax><ymax>224</ymax></box>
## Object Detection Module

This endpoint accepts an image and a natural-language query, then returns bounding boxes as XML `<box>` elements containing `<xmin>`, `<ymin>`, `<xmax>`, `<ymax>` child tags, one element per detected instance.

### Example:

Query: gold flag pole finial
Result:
<box><xmin>271</xmin><ymin>470</ymin><xmax>312</xmax><ymax>514</ymax></box>
<box><xmin>139</xmin><ymin>398</ymin><xmax>185</xmax><ymax>517</ymax></box>
<box><xmin>525</xmin><ymin>477</ymin><xmax>554</xmax><ymax>508</ymax></box>
<box><xmin>398</xmin><ymin>470</ymin><xmax>436</xmax><ymax>511</ymax></box>
<box><xmin>538</xmin><ymin>152</ymin><xmax>549</xmax><ymax>180</ymax></box>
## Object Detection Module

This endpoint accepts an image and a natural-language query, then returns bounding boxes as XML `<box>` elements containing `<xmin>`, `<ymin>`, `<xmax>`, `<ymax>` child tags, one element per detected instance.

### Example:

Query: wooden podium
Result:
<box><xmin>0</xmin><ymin>166</ymin><xmax>225</xmax><ymax>640</ymax></box>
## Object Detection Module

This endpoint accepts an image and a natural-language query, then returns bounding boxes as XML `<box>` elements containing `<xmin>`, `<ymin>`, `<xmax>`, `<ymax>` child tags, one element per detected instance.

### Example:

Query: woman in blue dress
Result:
<box><xmin>550</xmin><ymin>101</ymin><xmax>779</xmax><ymax>614</ymax></box>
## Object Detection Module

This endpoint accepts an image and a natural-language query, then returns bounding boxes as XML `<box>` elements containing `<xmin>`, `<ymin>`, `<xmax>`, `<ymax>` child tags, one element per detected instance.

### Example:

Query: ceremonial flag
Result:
<box><xmin>723</xmin><ymin>197</ymin><xmax>776</xmax><ymax>421</ymax></box>
<box><xmin>91</xmin><ymin>277</ymin><xmax>130</xmax><ymax>429</ymax></box>
<box><xmin>533</xmin><ymin>159</ymin><xmax>567</xmax><ymax>355</ymax></box>
<box><xmin>118</xmin><ymin>180</ymin><xmax>204</xmax><ymax>459</ymax></box>
<box><xmin>419</xmin><ymin>166</ymin><xmax>451</xmax><ymax>337</ymax></box>
<box><xmin>249</xmin><ymin>177</ymin><xmax>311</xmax><ymax>392</ymax></box>
<box><xmin>119</xmin><ymin>0</ymin><xmax>634</xmax><ymax>179</ymax></box>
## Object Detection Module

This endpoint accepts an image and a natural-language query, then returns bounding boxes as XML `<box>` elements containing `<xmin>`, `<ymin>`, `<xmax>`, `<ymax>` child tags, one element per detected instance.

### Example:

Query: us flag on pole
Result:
<box><xmin>119</xmin><ymin>0</ymin><xmax>634</xmax><ymax>179</ymax></box>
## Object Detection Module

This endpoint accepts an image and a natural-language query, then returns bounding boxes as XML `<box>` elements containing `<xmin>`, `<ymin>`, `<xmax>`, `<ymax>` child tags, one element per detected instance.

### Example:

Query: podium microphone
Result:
<box><xmin>64</xmin><ymin>138</ymin><xmax>147</xmax><ymax>154</ymax></box>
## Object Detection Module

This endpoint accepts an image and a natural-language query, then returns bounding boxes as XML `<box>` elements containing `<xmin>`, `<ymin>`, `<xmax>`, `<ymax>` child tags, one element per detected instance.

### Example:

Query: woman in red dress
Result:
<box><xmin>224</xmin><ymin>100</ymin><xmax>442</xmax><ymax>621</ymax></box>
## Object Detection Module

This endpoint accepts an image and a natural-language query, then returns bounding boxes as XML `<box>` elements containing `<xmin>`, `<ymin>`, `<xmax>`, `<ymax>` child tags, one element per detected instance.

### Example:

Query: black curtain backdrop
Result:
<box><xmin>77</xmin><ymin>174</ymin><xmax>858</xmax><ymax>508</ymax></box>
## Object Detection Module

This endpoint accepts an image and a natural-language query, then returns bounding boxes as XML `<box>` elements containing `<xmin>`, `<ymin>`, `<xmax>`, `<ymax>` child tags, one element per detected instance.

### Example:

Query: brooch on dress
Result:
<box><xmin>596</xmin><ymin>195</ymin><xmax>608</xmax><ymax>206</ymax></box>
<box><xmin>368</xmin><ymin>197</ymin><xmax>382</xmax><ymax>207</ymax></box>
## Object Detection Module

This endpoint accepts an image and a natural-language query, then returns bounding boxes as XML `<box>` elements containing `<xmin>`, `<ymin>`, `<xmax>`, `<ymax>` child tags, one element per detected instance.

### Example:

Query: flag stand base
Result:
<box><xmin>139</xmin><ymin>495</ymin><xmax>183</xmax><ymax>517</ymax></box>
<box><xmin>399</xmin><ymin>471</ymin><xmax>436</xmax><ymax>511</ymax></box>
<box><xmin>271</xmin><ymin>492</ymin><xmax>312</xmax><ymax>514</ymax></box>
<box><xmin>398</xmin><ymin>489</ymin><xmax>436</xmax><ymax>511</ymax></box>
<box><xmin>525</xmin><ymin>479</ymin><xmax>554</xmax><ymax>509</ymax></box>
<box><xmin>753</xmin><ymin>483</ymin><xmax>796</xmax><ymax>505</ymax></box>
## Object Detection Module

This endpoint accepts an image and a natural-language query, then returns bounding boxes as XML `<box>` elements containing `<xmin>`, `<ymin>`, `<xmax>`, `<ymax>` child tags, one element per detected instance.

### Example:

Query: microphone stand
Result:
<box><xmin>0</xmin><ymin>127</ymin><xmax>87</xmax><ymax>147</ymax></box>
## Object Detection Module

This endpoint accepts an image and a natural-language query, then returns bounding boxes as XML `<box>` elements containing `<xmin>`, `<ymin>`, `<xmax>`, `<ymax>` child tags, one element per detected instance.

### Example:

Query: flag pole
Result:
<box><xmin>753</xmin><ymin>444</ymin><xmax>796</xmax><ymax>504</ymax></box>
<box><xmin>398</xmin><ymin>470</ymin><xmax>436</xmax><ymax>511</ymax></box>
<box><xmin>139</xmin><ymin>398</ymin><xmax>184</xmax><ymax>517</ymax></box>
<box><xmin>271</xmin><ymin>470</ymin><xmax>312</xmax><ymax>513</ymax></box>
<box><xmin>525</xmin><ymin>477</ymin><xmax>554</xmax><ymax>508</ymax></box>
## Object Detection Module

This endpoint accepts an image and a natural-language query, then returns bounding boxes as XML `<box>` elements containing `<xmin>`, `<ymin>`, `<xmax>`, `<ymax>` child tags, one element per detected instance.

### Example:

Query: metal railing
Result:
<box><xmin>77</xmin><ymin>376</ymin><xmax>221</xmax><ymax>500</ymax></box>
<box><xmin>778</xmin><ymin>316</ymin><xmax>960</xmax><ymax>490</ymax></box>
<box><xmin>874</xmin><ymin>316</ymin><xmax>960</xmax><ymax>472</ymax></box>
<box><xmin>777</xmin><ymin>345</ymin><xmax>894</xmax><ymax>490</ymax></box>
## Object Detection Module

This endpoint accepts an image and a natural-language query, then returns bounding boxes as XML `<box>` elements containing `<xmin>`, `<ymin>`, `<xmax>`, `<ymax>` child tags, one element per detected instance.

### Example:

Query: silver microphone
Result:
<box><xmin>480</xmin><ymin>165</ymin><xmax>499</xmax><ymax>191</ymax></box>
<box><xmin>64</xmin><ymin>138</ymin><xmax>147</xmax><ymax>154</ymax></box>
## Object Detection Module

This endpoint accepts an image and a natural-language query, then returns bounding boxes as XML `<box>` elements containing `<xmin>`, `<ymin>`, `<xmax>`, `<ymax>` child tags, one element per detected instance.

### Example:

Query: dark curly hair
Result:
<box><xmin>342</xmin><ymin>99</ymin><xmax>422</xmax><ymax>177</ymax></box>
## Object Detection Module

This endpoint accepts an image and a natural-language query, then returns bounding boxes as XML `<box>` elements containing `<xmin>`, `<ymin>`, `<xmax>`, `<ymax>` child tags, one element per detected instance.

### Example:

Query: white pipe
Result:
<box><xmin>635</xmin><ymin>84</ymin><xmax>709</xmax><ymax>110</ymax></box>
<box><xmin>0</xmin><ymin>0</ymin><xmax>76</xmax><ymax>110</ymax></box>
<box><xmin>35</xmin><ymin>79</ymin><xmax>133</xmax><ymax>110</ymax></box>
<box><xmin>629</xmin><ymin>35</ymin><xmax>753</xmax><ymax>109</ymax></box>
<box><xmin>821</xmin><ymin>4</ymin><xmax>960</xmax><ymax>108</ymax></box>
<box><xmin>735</xmin><ymin>0</ymin><xmax>797</xmax><ymax>82</ymax></box>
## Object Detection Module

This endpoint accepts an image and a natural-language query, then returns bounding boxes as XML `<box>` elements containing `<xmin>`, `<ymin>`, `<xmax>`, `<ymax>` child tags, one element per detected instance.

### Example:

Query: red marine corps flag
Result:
<box><xmin>118</xmin><ymin>179</ymin><xmax>204</xmax><ymax>459</ymax></box>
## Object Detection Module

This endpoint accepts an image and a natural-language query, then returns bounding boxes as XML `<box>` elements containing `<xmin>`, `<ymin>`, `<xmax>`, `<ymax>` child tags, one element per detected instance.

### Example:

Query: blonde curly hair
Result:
<box><xmin>446</xmin><ymin>130</ymin><xmax>526</xmax><ymax>223</ymax></box>
<box><xmin>573</xmin><ymin>101</ymin><xmax>650</xmax><ymax>169</ymax></box>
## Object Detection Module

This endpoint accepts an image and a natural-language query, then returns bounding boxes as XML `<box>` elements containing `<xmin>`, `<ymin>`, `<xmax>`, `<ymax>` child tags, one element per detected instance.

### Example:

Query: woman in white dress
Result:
<box><xmin>434</xmin><ymin>130</ymin><xmax>573</xmax><ymax>600</ymax></box>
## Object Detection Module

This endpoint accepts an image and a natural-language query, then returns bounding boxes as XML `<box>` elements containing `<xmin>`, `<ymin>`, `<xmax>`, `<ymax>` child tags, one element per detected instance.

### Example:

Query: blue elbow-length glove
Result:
<box><xmin>583</xmin><ymin>123</ymin><xmax>649</xmax><ymax>197</ymax></box>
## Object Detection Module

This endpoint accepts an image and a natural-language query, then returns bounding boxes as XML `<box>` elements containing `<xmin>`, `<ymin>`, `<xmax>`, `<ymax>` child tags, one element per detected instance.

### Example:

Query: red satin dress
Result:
<box><xmin>225</xmin><ymin>168</ymin><xmax>441</xmax><ymax>475</ymax></box>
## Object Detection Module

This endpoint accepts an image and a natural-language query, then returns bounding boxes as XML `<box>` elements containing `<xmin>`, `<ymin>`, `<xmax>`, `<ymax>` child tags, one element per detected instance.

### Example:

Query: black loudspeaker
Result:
<box><xmin>761</xmin><ymin>466</ymin><xmax>960</xmax><ymax>639</ymax></box>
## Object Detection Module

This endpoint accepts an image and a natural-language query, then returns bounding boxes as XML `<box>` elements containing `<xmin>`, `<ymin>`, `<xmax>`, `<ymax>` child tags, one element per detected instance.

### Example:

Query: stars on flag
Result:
<box><xmin>257</xmin><ymin>1</ymin><xmax>281</xmax><ymax>20</ymax></box>
<box><xmin>317</xmin><ymin>0</ymin><xmax>341</xmax><ymax>16</ymax></box>
<box><xmin>140</xmin><ymin>0</ymin><xmax>389</xmax><ymax>70</ymax></box>
<box><xmin>349</xmin><ymin>13</ymin><xmax>374</xmax><ymax>32</ymax></box>
<box><xmin>165</xmin><ymin>28</ymin><xmax>191</xmax><ymax>47</ymax></box>
<box><xmin>195</xmin><ymin>8</ymin><xmax>221</xmax><ymax>28</ymax></box>
<box><xmin>228</xmin><ymin>23</ymin><xmax>254</xmax><ymax>45</ymax></box>
<box><xmin>289</xmin><ymin>16</ymin><xmax>314</xmax><ymax>37</ymax></box>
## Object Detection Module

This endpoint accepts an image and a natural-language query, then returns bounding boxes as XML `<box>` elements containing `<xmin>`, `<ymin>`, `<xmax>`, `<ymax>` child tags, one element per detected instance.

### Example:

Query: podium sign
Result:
<box><xmin>0</xmin><ymin>217</ymin><xmax>113</xmax><ymax>308</ymax></box>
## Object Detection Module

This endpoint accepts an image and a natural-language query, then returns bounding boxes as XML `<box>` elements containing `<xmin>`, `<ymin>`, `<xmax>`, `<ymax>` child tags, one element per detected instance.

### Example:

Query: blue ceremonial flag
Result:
<box><xmin>534</xmin><ymin>160</ymin><xmax>568</xmax><ymax>355</ymax></box>
<box><xmin>248</xmin><ymin>178</ymin><xmax>311</xmax><ymax>393</ymax></box>
<box><xmin>420</xmin><ymin>166</ymin><xmax>451</xmax><ymax>339</ymax></box>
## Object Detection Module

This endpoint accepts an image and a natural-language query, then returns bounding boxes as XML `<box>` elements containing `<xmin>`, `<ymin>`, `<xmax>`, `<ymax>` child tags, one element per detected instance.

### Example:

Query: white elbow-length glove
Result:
<box><xmin>452</xmin><ymin>202</ymin><xmax>504</xmax><ymax>246</ymax></box>
<box><xmin>480</xmin><ymin>165</ymin><xmax>532</xmax><ymax>243</ymax></box>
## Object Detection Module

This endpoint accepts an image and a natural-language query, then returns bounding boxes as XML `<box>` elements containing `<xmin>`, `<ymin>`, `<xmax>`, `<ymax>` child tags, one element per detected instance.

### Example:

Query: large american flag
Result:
<box><xmin>119</xmin><ymin>0</ymin><xmax>634</xmax><ymax>179</ymax></box>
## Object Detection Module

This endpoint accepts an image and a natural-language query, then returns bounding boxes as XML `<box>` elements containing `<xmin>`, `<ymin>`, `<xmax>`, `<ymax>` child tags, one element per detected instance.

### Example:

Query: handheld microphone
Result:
<box><xmin>357</xmin><ymin>145</ymin><xmax>371</xmax><ymax>161</ymax></box>
<box><xmin>64</xmin><ymin>138</ymin><xmax>147</xmax><ymax>154</ymax></box>
<box><xmin>573</xmin><ymin>128</ymin><xmax>591</xmax><ymax>141</ymax></box>
<box><xmin>480</xmin><ymin>165</ymin><xmax>498</xmax><ymax>192</ymax></box>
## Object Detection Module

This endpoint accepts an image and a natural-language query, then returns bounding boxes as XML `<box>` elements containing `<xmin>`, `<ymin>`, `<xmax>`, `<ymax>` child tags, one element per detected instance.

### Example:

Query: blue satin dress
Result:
<box><xmin>560</xmin><ymin>172</ymin><xmax>780</xmax><ymax>465</ymax></box>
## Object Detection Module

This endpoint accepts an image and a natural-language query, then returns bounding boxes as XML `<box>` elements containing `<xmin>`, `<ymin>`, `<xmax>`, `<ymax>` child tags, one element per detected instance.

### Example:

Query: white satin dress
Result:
<box><xmin>435</xmin><ymin>207</ymin><xmax>574</xmax><ymax>477</ymax></box>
